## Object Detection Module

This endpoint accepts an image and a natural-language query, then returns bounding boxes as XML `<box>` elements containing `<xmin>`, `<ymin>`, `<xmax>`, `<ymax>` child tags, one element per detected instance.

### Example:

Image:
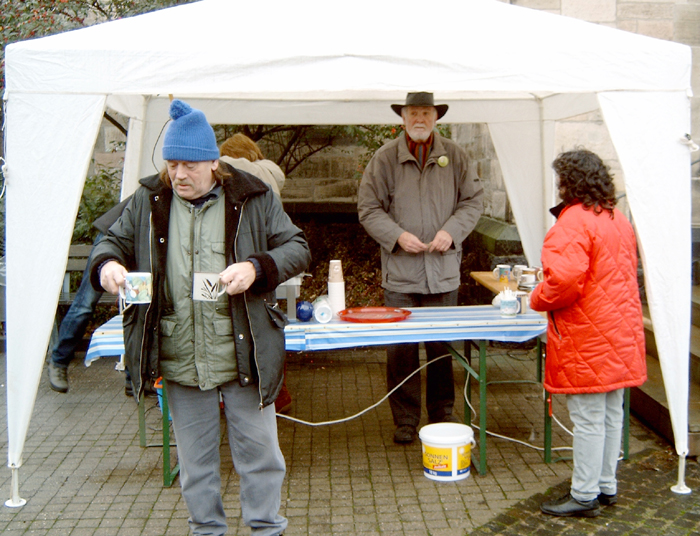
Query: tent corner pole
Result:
<box><xmin>670</xmin><ymin>453</ymin><xmax>692</xmax><ymax>494</ymax></box>
<box><xmin>4</xmin><ymin>466</ymin><xmax>27</xmax><ymax>507</ymax></box>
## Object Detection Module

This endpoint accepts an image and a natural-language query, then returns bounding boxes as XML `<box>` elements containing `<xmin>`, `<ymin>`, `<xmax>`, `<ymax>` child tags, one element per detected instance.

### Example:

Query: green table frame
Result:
<box><xmin>443</xmin><ymin>339</ymin><xmax>629</xmax><ymax>475</ymax></box>
<box><xmin>136</xmin><ymin>335</ymin><xmax>629</xmax><ymax>484</ymax></box>
<box><xmin>138</xmin><ymin>387</ymin><xmax>179</xmax><ymax>487</ymax></box>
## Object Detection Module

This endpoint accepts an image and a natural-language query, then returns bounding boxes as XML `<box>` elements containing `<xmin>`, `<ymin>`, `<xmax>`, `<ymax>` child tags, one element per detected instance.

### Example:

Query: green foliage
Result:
<box><xmin>72</xmin><ymin>167</ymin><xmax>121</xmax><ymax>244</ymax></box>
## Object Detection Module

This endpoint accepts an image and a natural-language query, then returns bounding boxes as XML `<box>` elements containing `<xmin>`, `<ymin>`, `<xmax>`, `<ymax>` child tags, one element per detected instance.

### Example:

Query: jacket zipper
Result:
<box><xmin>138</xmin><ymin>213</ymin><xmax>155</xmax><ymax>401</ymax></box>
<box><xmin>233</xmin><ymin>200</ymin><xmax>265</xmax><ymax>409</ymax></box>
<box><xmin>549</xmin><ymin>311</ymin><xmax>562</xmax><ymax>340</ymax></box>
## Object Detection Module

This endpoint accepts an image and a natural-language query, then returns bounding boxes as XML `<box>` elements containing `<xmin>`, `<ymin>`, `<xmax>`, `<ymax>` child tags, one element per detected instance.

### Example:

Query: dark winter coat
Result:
<box><xmin>89</xmin><ymin>163</ymin><xmax>310</xmax><ymax>405</ymax></box>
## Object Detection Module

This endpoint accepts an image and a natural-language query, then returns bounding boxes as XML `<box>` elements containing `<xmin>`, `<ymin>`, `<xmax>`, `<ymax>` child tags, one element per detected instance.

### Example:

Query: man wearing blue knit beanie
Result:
<box><xmin>89</xmin><ymin>99</ymin><xmax>310</xmax><ymax>536</ymax></box>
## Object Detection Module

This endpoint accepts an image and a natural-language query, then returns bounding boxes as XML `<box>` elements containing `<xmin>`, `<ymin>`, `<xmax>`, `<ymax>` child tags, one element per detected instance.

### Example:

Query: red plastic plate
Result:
<box><xmin>338</xmin><ymin>307</ymin><xmax>411</xmax><ymax>323</ymax></box>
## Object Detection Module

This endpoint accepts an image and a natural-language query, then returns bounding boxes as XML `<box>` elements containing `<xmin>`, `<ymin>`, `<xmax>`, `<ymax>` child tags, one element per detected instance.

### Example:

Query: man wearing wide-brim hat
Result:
<box><xmin>358</xmin><ymin>92</ymin><xmax>484</xmax><ymax>444</ymax></box>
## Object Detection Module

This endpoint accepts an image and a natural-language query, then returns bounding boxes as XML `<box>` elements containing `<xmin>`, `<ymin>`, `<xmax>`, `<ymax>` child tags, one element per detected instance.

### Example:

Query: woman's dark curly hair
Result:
<box><xmin>553</xmin><ymin>148</ymin><xmax>616</xmax><ymax>216</ymax></box>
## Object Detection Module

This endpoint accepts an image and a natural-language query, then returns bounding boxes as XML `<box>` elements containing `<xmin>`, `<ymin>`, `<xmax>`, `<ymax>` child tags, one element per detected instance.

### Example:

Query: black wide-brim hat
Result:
<box><xmin>391</xmin><ymin>92</ymin><xmax>449</xmax><ymax>119</ymax></box>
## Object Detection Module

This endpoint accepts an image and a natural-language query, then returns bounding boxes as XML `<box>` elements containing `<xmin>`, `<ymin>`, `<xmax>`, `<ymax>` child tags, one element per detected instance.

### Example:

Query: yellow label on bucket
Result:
<box><xmin>423</xmin><ymin>445</ymin><xmax>452</xmax><ymax>476</ymax></box>
<box><xmin>423</xmin><ymin>444</ymin><xmax>471</xmax><ymax>477</ymax></box>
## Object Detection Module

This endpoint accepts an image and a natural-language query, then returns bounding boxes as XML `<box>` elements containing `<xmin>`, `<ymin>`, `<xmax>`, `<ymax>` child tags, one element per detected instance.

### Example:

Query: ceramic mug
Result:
<box><xmin>521</xmin><ymin>268</ymin><xmax>543</xmax><ymax>284</ymax></box>
<box><xmin>515</xmin><ymin>291</ymin><xmax>529</xmax><ymax>314</ymax></box>
<box><xmin>119</xmin><ymin>272</ymin><xmax>152</xmax><ymax>304</ymax></box>
<box><xmin>492</xmin><ymin>264</ymin><xmax>511</xmax><ymax>284</ymax></box>
<box><xmin>512</xmin><ymin>264</ymin><xmax>527</xmax><ymax>284</ymax></box>
<box><xmin>192</xmin><ymin>272</ymin><xmax>227</xmax><ymax>301</ymax></box>
<box><xmin>499</xmin><ymin>296</ymin><xmax>520</xmax><ymax>318</ymax></box>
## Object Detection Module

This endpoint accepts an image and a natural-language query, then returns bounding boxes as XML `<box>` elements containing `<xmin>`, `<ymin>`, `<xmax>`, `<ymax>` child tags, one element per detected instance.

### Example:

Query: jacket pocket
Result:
<box><xmin>159</xmin><ymin>317</ymin><xmax>178</xmax><ymax>360</ymax></box>
<box><xmin>265</xmin><ymin>302</ymin><xmax>288</xmax><ymax>329</ymax></box>
<box><xmin>213</xmin><ymin>318</ymin><xmax>234</xmax><ymax>336</ymax></box>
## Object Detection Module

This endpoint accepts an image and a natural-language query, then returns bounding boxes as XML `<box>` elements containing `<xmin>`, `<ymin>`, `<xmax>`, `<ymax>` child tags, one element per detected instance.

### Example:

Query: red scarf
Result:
<box><xmin>406</xmin><ymin>133</ymin><xmax>434</xmax><ymax>169</ymax></box>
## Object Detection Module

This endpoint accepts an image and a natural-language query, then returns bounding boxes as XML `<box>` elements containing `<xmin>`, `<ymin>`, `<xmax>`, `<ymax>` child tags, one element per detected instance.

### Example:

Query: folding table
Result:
<box><xmin>87</xmin><ymin>305</ymin><xmax>547</xmax><ymax>478</ymax></box>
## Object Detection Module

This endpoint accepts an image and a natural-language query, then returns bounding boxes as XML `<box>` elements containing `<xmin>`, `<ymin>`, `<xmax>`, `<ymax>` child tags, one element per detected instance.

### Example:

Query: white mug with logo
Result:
<box><xmin>499</xmin><ymin>295</ymin><xmax>520</xmax><ymax>318</ymax></box>
<box><xmin>492</xmin><ymin>264</ymin><xmax>511</xmax><ymax>284</ymax></box>
<box><xmin>193</xmin><ymin>272</ymin><xmax>227</xmax><ymax>301</ymax></box>
<box><xmin>119</xmin><ymin>272</ymin><xmax>153</xmax><ymax>304</ymax></box>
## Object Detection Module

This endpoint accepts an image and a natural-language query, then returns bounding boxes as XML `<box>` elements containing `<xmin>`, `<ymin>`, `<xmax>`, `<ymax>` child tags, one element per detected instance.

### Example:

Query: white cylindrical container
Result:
<box><xmin>419</xmin><ymin>423</ymin><xmax>475</xmax><ymax>482</ymax></box>
<box><xmin>327</xmin><ymin>260</ymin><xmax>346</xmax><ymax>318</ymax></box>
<box><xmin>312</xmin><ymin>295</ymin><xmax>333</xmax><ymax>323</ymax></box>
<box><xmin>328</xmin><ymin>281</ymin><xmax>346</xmax><ymax>317</ymax></box>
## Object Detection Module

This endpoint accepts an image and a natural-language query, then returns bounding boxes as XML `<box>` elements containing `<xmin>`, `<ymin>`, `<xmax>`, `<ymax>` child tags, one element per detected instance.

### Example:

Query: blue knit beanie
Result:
<box><xmin>162</xmin><ymin>100</ymin><xmax>219</xmax><ymax>162</ymax></box>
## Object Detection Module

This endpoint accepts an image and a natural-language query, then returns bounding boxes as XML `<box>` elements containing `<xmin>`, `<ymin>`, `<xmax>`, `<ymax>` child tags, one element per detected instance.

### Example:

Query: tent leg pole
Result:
<box><xmin>671</xmin><ymin>454</ymin><xmax>692</xmax><ymax>494</ymax></box>
<box><xmin>5</xmin><ymin>466</ymin><xmax>27</xmax><ymax>507</ymax></box>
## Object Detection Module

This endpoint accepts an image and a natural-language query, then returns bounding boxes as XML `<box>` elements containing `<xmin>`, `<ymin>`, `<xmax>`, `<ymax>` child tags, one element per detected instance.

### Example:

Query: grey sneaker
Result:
<box><xmin>48</xmin><ymin>362</ymin><xmax>69</xmax><ymax>393</ymax></box>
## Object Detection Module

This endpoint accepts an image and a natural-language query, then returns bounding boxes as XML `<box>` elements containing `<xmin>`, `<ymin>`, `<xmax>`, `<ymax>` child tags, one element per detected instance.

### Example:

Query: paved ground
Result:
<box><xmin>0</xmin><ymin>344</ymin><xmax>698</xmax><ymax>535</ymax></box>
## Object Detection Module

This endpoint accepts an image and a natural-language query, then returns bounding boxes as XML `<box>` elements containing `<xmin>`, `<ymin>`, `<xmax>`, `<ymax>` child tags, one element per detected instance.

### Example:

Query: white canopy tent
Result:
<box><xmin>3</xmin><ymin>0</ymin><xmax>693</xmax><ymax>504</ymax></box>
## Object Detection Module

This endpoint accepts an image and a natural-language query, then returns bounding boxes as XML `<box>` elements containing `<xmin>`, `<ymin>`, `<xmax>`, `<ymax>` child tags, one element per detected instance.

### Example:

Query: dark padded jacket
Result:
<box><xmin>89</xmin><ymin>163</ymin><xmax>311</xmax><ymax>405</ymax></box>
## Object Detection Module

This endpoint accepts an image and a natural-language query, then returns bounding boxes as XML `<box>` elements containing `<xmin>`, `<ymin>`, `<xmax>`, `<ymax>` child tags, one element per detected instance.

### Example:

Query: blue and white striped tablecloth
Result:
<box><xmin>84</xmin><ymin>315</ymin><xmax>126</xmax><ymax>366</ymax></box>
<box><xmin>85</xmin><ymin>306</ymin><xmax>546</xmax><ymax>365</ymax></box>
<box><xmin>285</xmin><ymin>306</ymin><xmax>546</xmax><ymax>352</ymax></box>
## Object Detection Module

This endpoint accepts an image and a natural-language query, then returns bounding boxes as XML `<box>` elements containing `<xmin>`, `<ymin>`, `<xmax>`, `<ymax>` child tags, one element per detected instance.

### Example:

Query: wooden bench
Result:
<box><xmin>48</xmin><ymin>245</ymin><xmax>119</xmax><ymax>356</ymax></box>
<box><xmin>58</xmin><ymin>244</ymin><xmax>117</xmax><ymax>306</ymax></box>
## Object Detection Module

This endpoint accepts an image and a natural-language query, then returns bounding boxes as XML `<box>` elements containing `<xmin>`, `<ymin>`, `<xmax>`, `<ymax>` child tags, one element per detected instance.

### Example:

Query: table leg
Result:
<box><xmin>160</xmin><ymin>382</ymin><xmax>179</xmax><ymax>487</ymax></box>
<box><xmin>440</xmin><ymin>342</ymin><xmax>483</xmax><ymax>473</ymax></box>
<box><xmin>136</xmin><ymin>385</ymin><xmax>179</xmax><ymax>487</ymax></box>
<box><xmin>544</xmin><ymin>390</ymin><xmax>552</xmax><ymax>464</ymax></box>
<box><xmin>478</xmin><ymin>340</ymin><xmax>488</xmax><ymax>475</ymax></box>
<box><xmin>623</xmin><ymin>387</ymin><xmax>630</xmax><ymax>460</ymax></box>
<box><xmin>139</xmin><ymin>396</ymin><xmax>146</xmax><ymax>448</ymax></box>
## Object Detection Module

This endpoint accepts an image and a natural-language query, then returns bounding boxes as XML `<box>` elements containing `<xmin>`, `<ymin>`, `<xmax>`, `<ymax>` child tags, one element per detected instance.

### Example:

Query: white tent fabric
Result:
<box><xmin>3</xmin><ymin>0</ymin><xmax>693</xmax><ymax>502</ymax></box>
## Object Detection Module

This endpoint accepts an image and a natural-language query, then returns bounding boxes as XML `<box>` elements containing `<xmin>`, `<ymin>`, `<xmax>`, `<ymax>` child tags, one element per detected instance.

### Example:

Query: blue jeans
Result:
<box><xmin>165</xmin><ymin>380</ymin><xmax>287</xmax><ymax>536</ymax></box>
<box><xmin>51</xmin><ymin>234</ymin><xmax>104</xmax><ymax>369</ymax></box>
<box><xmin>384</xmin><ymin>289</ymin><xmax>458</xmax><ymax>427</ymax></box>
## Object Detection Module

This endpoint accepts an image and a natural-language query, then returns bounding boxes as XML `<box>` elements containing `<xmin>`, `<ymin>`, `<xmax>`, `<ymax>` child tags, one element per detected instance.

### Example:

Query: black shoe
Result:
<box><xmin>540</xmin><ymin>493</ymin><xmax>601</xmax><ymax>518</ymax></box>
<box><xmin>393</xmin><ymin>425</ymin><xmax>417</xmax><ymax>444</ymax></box>
<box><xmin>48</xmin><ymin>362</ymin><xmax>69</xmax><ymax>393</ymax></box>
<box><xmin>598</xmin><ymin>492</ymin><xmax>617</xmax><ymax>506</ymax></box>
<box><xmin>125</xmin><ymin>381</ymin><xmax>133</xmax><ymax>397</ymax></box>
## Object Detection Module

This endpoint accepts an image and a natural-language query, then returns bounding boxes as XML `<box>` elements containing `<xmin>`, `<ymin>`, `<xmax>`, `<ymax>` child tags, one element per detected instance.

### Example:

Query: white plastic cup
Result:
<box><xmin>329</xmin><ymin>260</ymin><xmax>344</xmax><ymax>283</ymax></box>
<box><xmin>328</xmin><ymin>281</ymin><xmax>346</xmax><ymax>317</ymax></box>
<box><xmin>313</xmin><ymin>295</ymin><xmax>333</xmax><ymax>323</ymax></box>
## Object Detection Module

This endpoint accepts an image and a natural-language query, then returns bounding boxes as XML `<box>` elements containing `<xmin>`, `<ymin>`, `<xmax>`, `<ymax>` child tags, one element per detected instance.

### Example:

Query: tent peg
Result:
<box><xmin>671</xmin><ymin>454</ymin><xmax>692</xmax><ymax>494</ymax></box>
<box><xmin>4</xmin><ymin>466</ymin><xmax>26</xmax><ymax>507</ymax></box>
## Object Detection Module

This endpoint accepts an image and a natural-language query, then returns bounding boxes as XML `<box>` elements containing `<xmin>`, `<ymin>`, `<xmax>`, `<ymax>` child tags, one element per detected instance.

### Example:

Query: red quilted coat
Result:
<box><xmin>529</xmin><ymin>203</ymin><xmax>646</xmax><ymax>394</ymax></box>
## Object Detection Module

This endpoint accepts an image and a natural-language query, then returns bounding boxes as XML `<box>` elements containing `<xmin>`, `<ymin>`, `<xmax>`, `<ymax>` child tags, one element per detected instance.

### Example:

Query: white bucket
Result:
<box><xmin>419</xmin><ymin>423</ymin><xmax>475</xmax><ymax>482</ymax></box>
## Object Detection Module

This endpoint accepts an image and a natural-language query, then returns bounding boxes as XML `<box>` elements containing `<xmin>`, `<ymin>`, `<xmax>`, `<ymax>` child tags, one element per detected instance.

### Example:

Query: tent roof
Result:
<box><xmin>6</xmin><ymin>0</ymin><xmax>690</xmax><ymax>106</ymax></box>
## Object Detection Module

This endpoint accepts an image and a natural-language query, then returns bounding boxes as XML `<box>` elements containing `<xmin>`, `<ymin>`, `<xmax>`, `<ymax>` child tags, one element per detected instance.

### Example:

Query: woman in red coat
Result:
<box><xmin>530</xmin><ymin>149</ymin><xmax>646</xmax><ymax>518</ymax></box>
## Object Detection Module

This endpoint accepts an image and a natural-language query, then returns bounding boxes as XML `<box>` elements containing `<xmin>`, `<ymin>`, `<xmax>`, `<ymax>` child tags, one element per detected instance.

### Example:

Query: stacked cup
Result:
<box><xmin>328</xmin><ymin>260</ymin><xmax>346</xmax><ymax>318</ymax></box>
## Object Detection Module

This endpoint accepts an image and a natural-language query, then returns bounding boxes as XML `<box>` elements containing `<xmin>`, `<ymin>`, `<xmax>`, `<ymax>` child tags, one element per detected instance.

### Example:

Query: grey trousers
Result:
<box><xmin>165</xmin><ymin>380</ymin><xmax>287</xmax><ymax>536</ymax></box>
<box><xmin>567</xmin><ymin>389</ymin><xmax>624</xmax><ymax>502</ymax></box>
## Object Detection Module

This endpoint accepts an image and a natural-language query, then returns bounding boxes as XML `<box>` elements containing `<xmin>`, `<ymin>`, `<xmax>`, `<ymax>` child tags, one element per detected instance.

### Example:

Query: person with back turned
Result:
<box><xmin>530</xmin><ymin>148</ymin><xmax>646</xmax><ymax>518</ymax></box>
